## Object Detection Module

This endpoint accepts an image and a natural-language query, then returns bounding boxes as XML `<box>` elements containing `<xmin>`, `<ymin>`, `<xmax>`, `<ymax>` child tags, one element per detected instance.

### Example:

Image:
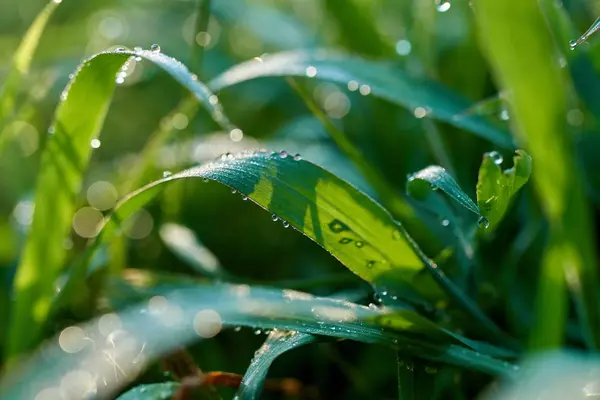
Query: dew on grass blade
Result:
<box><xmin>488</xmin><ymin>151</ymin><xmax>503</xmax><ymax>165</ymax></box>
<box><xmin>569</xmin><ymin>17</ymin><xmax>600</xmax><ymax>50</ymax></box>
<box><xmin>478</xmin><ymin>216</ymin><xmax>489</xmax><ymax>229</ymax></box>
<box><xmin>150</xmin><ymin>43</ymin><xmax>161</xmax><ymax>52</ymax></box>
<box><xmin>435</xmin><ymin>0</ymin><xmax>451</xmax><ymax>12</ymax></box>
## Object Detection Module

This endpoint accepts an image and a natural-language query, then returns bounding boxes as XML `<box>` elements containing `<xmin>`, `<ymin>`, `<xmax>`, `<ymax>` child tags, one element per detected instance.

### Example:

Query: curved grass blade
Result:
<box><xmin>407</xmin><ymin>165</ymin><xmax>482</xmax><ymax>224</ymax></box>
<box><xmin>159</xmin><ymin>223</ymin><xmax>228</xmax><ymax>279</ymax></box>
<box><xmin>103</xmin><ymin>151</ymin><xmax>425</xmax><ymax>289</ymax></box>
<box><xmin>0</xmin><ymin>278</ymin><xmax>516</xmax><ymax>399</ymax></box>
<box><xmin>208</xmin><ymin>50</ymin><xmax>514</xmax><ymax>148</ymax></box>
<box><xmin>0</xmin><ymin>0</ymin><xmax>62</xmax><ymax>124</ymax></box>
<box><xmin>476</xmin><ymin>150</ymin><xmax>532</xmax><ymax>230</ymax></box>
<box><xmin>7</xmin><ymin>47</ymin><xmax>238</xmax><ymax>359</ymax></box>
<box><xmin>116</xmin><ymin>382</ymin><xmax>181</xmax><ymax>400</ymax></box>
<box><xmin>235</xmin><ymin>331</ymin><xmax>318</xmax><ymax>400</ymax></box>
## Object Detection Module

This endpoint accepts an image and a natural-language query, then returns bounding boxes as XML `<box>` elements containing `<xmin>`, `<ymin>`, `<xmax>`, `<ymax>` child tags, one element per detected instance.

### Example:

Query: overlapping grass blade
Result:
<box><xmin>0</xmin><ymin>275</ymin><xmax>516</xmax><ymax>399</ymax></box>
<box><xmin>0</xmin><ymin>0</ymin><xmax>62</xmax><ymax>126</ymax></box>
<box><xmin>7</xmin><ymin>47</ymin><xmax>238</xmax><ymax>358</ymax></box>
<box><xmin>474</xmin><ymin>0</ymin><xmax>600</xmax><ymax>349</ymax></box>
<box><xmin>208</xmin><ymin>50</ymin><xmax>514</xmax><ymax>148</ymax></box>
<box><xmin>235</xmin><ymin>331</ymin><xmax>318</xmax><ymax>400</ymax></box>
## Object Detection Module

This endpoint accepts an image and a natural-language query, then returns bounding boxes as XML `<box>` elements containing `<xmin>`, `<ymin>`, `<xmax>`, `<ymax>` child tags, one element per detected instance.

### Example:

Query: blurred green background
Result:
<box><xmin>3</xmin><ymin>0</ymin><xmax>600</xmax><ymax>398</ymax></box>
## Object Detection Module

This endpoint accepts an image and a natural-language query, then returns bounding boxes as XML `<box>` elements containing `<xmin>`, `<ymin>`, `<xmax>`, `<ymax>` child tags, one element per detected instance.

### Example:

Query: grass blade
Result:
<box><xmin>476</xmin><ymin>150</ymin><xmax>532</xmax><ymax>230</ymax></box>
<box><xmin>0</xmin><ymin>0</ymin><xmax>62</xmax><ymax>125</ymax></box>
<box><xmin>474</xmin><ymin>0</ymin><xmax>600</xmax><ymax>349</ymax></box>
<box><xmin>7</xmin><ymin>47</ymin><xmax>238</xmax><ymax>358</ymax></box>
<box><xmin>235</xmin><ymin>331</ymin><xmax>318</xmax><ymax>400</ymax></box>
<box><xmin>407</xmin><ymin>165</ymin><xmax>481</xmax><ymax>220</ymax></box>
<box><xmin>0</xmin><ymin>276</ymin><xmax>516</xmax><ymax>399</ymax></box>
<box><xmin>103</xmin><ymin>151</ymin><xmax>425</xmax><ymax>290</ymax></box>
<box><xmin>208</xmin><ymin>50</ymin><xmax>514</xmax><ymax>148</ymax></box>
<box><xmin>159</xmin><ymin>223</ymin><xmax>227</xmax><ymax>279</ymax></box>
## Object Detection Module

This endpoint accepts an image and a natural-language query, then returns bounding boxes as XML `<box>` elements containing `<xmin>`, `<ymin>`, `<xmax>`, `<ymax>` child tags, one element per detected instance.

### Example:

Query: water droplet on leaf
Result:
<box><xmin>488</xmin><ymin>151</ymin><xmax>503</xmax><ymax>165</ymax></box>
<box><xmin>150</xmin><ymin>44</ymin><xmax>161</xmax><ymax>52</ymax></box>
<box><xmin>478</xmin><ymin>216</ymin><xmax>489</xmax><ymax>229</ymax></box>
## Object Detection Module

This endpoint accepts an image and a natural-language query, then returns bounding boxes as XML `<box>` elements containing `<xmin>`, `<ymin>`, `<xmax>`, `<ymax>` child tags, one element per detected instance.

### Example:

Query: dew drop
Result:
<box><xmin>282</xmin><ymin>221</ymin><xmax>290</xmax><ymax>228</ymax></box>
<box><xmin>488</xmin><ymin>151</ymin><xmax>503</xmax><ymax>165</ymax></box>
<box><xmin>202</xmin><ymin>178</ymin><xmax>209</xmax><ymax>183</ymax></box>
<box><xmin>279</xmin><ymin>150</ymin><xmax>288</xmax><ymax>158</ymax></box>
<box><xmin>114</xmin><ymin>47</ymin><xmax>125</xmax><ymax>53</ymax></box>
<box><xmin>478</xmin><ymin>216</ymin><xmax>490</xmax><ymax>229</ymax></box>
<box><xmin>436</xmin><ymin>1</ymin><xmax>451</xmax><ymax>12</ymax></box>
<box><xmin>271</xmin><ymin>214</ymin><xmax>279</xmax><ymax>222</ymax></box>
<box><xmin>150</xmin><ymin>44</ymin><xmax>161</xmax><ymax>52</ymax></box>
<box><xmin>91</xmin><ymin>139</ymin><xmax>101</xmax><ymax>149</ymax></box>
<box><xmin>355</xmin><ymin>241</ymin><xmax>364</xmax><ymax>248</ymax></box>
<box><xmin>254</xmin><ymin>329</ymin><xmax>262</xmax><ymax>335</ymax></box>
<box><xmin>293</xmin><ymin>153</ymin><xmax>302</xmax><ymax>161</ymax></box>
<box><xmin>499</xmin><ymin>108</ymin><xmax>510</xmax><ymax>121</ymax></box>
<box><xmin>234</xmin><ymin>326</ymin><xmax>242</xmax><ymax>332</ymax></box>
<box><xmin>241</xmin><ymin>195</ymin><xmax>248</xmax><ymax>201</ymax></box>
<box><xmin>231</xmin><ymin>189</ymin><xmax>237</xmax><ymax>194</ymax></box>
<box><xmin>134</xmin><ymin>46</ymin><xmax>142</xmax><ymax>53</ymax></box>
<box><xmin>569</xmin><ymin>39</ymin><xmax>578</xmax><ymax>50</ymax></box>
<box><xmin>441</xmin><ymin>218</ymin><xmax>450</xmax><ymax>227</ymax></box>
<box><xmin>162</xmin><ymin>171</ymin><xmax>172</xmax><ymax>178</ymax></box>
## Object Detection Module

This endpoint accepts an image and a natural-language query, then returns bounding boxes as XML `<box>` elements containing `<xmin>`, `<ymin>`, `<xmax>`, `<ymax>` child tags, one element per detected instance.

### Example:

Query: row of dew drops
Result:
<box><xmin>56</xmin><ymin>43</ymin><xmax>246</xmax><ymax>149</ymax></box>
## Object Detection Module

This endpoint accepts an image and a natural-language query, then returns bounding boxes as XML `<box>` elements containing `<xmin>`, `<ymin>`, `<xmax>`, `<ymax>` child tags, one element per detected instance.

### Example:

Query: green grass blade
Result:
<box><xmin>208</xmin><ymin>50</ymin><xmax>514</xmax><ymax>148</ymax></box>
<box><xmin>103</xmin><ymin>151</ymin><xmax>424</xmax><ymax>288</ymax></box>
<box><xmin>476</xmin><ymin>150</ymin><xmax>532</xmax><ymax>230</ymax></box>
<box><xmin>474</xmin><ymin>0</ymin><xmax>600</xmax><ymax>349</ymax></box>
<box><xmin>7</xmin><ymin>48</ymin><xmax>238</xmax><ymax>358</ymax></box>
<box><xmin>116</xmin><ymin>383</ymin><xmax>181</xmax><ymax>400</ymax></box>
<box><xmin>407</xmin><ymin>165</ymin><xmax>481</xmax><ymax>219</ymax></box>
<box><xmin>235</xmin><ymin>331</ymin><xmax>318</xmax><ymax>400</ymax></box>
<box><xmin>0</xmin><ymin>0</ymin><xmax>61</xmax><ymax>124</ymax></box>
<box><xmin>0</xmin><ymin>276</ymin><xmax>516</xmax><ymax>399</ymax></box>
<box><xmin>7</xmin><ymin>52</ymin><xmax>131</xmax><ymax>359</ymax></box>
<box><xmin>159</xmin><ymin>223</ymin><xmax>228</xmax><ymax>279</ymax></box>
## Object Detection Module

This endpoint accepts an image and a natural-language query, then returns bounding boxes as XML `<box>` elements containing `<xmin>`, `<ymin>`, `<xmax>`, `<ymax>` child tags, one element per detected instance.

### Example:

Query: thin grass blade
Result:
<box><xmin>208</xmin><ymin>50</ymin><xmax>514</xmax><ymax>148</ymax></box>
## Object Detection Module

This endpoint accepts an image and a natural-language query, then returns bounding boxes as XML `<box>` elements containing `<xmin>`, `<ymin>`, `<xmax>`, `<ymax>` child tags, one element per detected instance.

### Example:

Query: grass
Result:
<box><xmin>1</xmin><ymin>0</ymin><xmax>600</xmax><ymax>398</ymax></box>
